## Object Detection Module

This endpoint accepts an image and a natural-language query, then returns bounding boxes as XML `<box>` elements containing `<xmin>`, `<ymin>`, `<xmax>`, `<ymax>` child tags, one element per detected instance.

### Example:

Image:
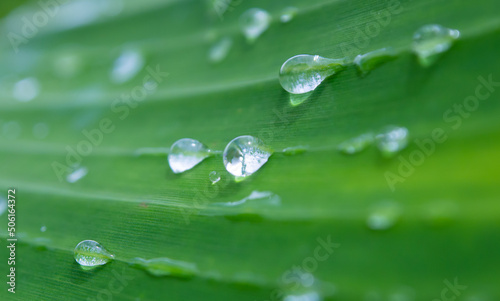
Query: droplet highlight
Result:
<box><xmin>284</xmin><ymin>292</ymin><xmax>321</xmax><ymax>301</ymax></box>
<box><xmin>168</xmin><ymin>138</ymin><xmax>211</xmax><ymax>174</ymax></box>
<box><xmin>131</xmin><ymin>257</ymin><xmax>197</xmax><ymax>278</ymax></box>
<box><xmin>354</xmin><ymin>47</ymin><xmax>397</xmax><ymax>75</ymax></box>
<box><xmin>338</xmin><ymin>132</ymin><xmax>374</xmax><ymax>155</ymax></box>
<box><xmin>375</xmin><ymin>126</ymin><xmax>409</xmax><ymax>157</ymax></box>
<box><xmin>33</xmin><ymin>122</ymin><xmax>49</xmax><ymax>139</ymax></box>
<box><xmin>223</xmin><ymin>135</ymin><xmax>272</xmax><ymax>178</ymax></box>
<box><xmin>280</xmin><ymin>7</ymin><xmax>298</xmax><ymax>23</ymax></box>
<box><xmin>283</xmin><ymin>145</ymin><xmax>308</xmax><ymax>156</ymax></box>
<box><xmin>209</xmin><ymin>37</ymin><xmax>233</xmax><ymax>63</ymax></box>
<box><xmin>412</xmin><ymin>24</ymin><xmax>460</xmax><ymax>67</ymax></box>
<box><xmin>209</xmin><ymin>171</ymin><xmax>221</xmax><ymax>184</ymax></box>
<box><xmin>74</xmin><ymin>240</ymin><xmax>114</xmax><ymax>267</ymax></box>
<box><xmin>110</xmin><ymin>49</ymin><xmax>144</xmax><ymax>83</ymax></box>
<box><xmin>366</xmin><ymin>201</ymin><xmax>401</xmax><ymax>231</ymax></box>
<box><xmin>40</xmin><ymin>226</ymin><xmax>47</xmax><ymax>232</ymax></box>
<box><xmin>279</xmin><ymin>54</ymin><xmax>345</xmax><ymax>94</ymax></box>
<box><xmin>240</xmin><ymin>8</ymin><xmax>271</xmax><ymax>43</ymax></box>
<box><xmin>13</xmin><ymin>77</ymin><xmax>40</xmax><ymax>102</ymax></box>
<box><xmin>66</xmin><ymin>166</ymin><xmax>88</xmax><ymax>183</ymax></box>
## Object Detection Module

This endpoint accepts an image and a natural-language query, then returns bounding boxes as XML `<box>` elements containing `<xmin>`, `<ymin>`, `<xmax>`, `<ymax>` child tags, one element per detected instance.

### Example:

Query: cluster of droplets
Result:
<box><xmin>337</xmin><ymin>126</ymin><xmax>409</xmax><ymax>157</ymax></box>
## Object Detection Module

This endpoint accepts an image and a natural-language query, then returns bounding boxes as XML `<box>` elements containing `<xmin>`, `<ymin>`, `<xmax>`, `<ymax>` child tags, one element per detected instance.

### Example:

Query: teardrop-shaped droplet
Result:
<box><xmin>74</xmin><ymin>240</ymin><xmax>114</xmax><ymax>267</ymax></box>
<box><xmin>353</xmin><ymin>47</ymin><xmax>397</xmax><ymax>75</ymax></box>
<box><xmin>208</xmin><ymin>37</ymin><xmax>233</xmax><ymax>63</ymax></box>
<box><xmin>412</xmin><ymin>24</ymin><xmax>460</xmax><ymax>67</ymax></box>
<box><xmin>279</xmin><ymin>54</ymin><xmax>345</xmax><ymax>94</ymax></box>
<box><xmin>366</xmin><ymin>201</ymin><xmax>401</xmax><ymax>231</ymax></box>
<box><xmin>209</xmin><ymin>171</ymin><xmax>221</xmax><ymax>184</ymax></box>
<box><xmin>168</xmin><ymin>138</ymin><xmax>211</xmax><ymax>174</ymax></box>
<box><xmin>338</xmin><ymin>132</ymin><xmax>374</xmax><ymax>155</ymax></box>
<box><xmin>223</xmin><ymin>135</ymin><xmax>272</xmax><ymax>178</ymax></box>
<box><xmin>131</xmin><ymin>257</ymin><xmax>197</xmax><ymax>278</ymax></box>
<box><xmin>240</xmin><ymin>8</ymin><xmax>271</xmax><ymax>43</ymax></box>
<box><xmin>290</xmin><ymin>91</ymin><xmax>313</xmax><ymax>106</ymax></box>
<box><xmin>280</xmin><ymin>6</ymin><xmax>298</xmax><ymax>23</ymax></box>
<box><xmin>375</xmin><ymin>126</ymin><xmax>409</xmax><ymax>157</ymax></box>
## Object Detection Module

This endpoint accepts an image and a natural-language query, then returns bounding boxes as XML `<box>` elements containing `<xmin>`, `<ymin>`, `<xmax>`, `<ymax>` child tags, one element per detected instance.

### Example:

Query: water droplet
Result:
<box><xmin>223</xmin><ymin>135</ymin><xmax>272</xmax><ymax>178</ymax></box>
<box><xmin>0</xmin><ymin>198</ymin><xmax>6</xmax><ymax>216</ymax></box>
<box><xmin>66</xmin><ymin>167</ymin><xmax>88</xmax><ymax>183</ymax></box>
<box><xmin>366</xmin><ymin>201</ymin><xmax>401</xmax><ymax>231</ymax></box>
<box><xmin>131</xmin><ymin>257</ymin><xmax>197</xmax><ymax>278</ymax></box>
<box><xmin>290</xmin><ymin>91</ymin><xmax>313</xmax><ymax>106</ymax></box>
<box><xmin>202</xmin><ymin>191</ymin><xmax>280</xmax><ymax>218</ymax></box>
<box><xmin>13</xmin><ymin>77</ymin><xmax>40</xmax><ymax>102</ymax></box>
<box><xmin>33</xmin><ymin>122</ymin><xmax>49</xmax><ymax>139</ymax></box>
<box><xmin>280</xmin><ymin>7</ymin><xmax>298</xmax><ymax>23</ymax></box>
<box><xmin>375</xmin><ymin>126</ymin><xmax>409</xmax><ymax>157</ymax></box>
<box><xmin>209</xmin><ymin>171</ymin><xmax>221</xmax><ymax>184</ymax></box>
<box><xmin>354</xmin><ymin>47</ymin><xmax>397</xmax><ymax>75</ymax></box>
<box><xmin>240</xmin><ymin>8</ymin><xmax>271</xmax><ymax>43</ymax></box>
<box><xmin>283</xmin><ymin>145</ymin><xmax>308</xmax><ymax>156</ymax></box>
<box><xmin>209</xmin><ymin>37</ymin><xmax>233</xmax><ymax>63</ymax></box>
<box><xmin>168</xmin><ymin>138</ymin><xmax>211</xmax><ymax>174</ymax></box>
<box><xmin>216</xmin><ymin>191</ymin><xmax>281</xmax><ymax>207</ymax></box>
<box><xmin>74</xmin><ymin>240</ymin><xmax>114</xmax><ymax>267</ymax></box>
<box><xmin>40</xmin><ymin>226</ymin><xmax>47</xmax><ymax>232</ymax></box>
<box><xmin>284</xmin><ymin>292</ymin><xmax>321</xmax><ymax>301</ymax></box>
<box><xmin>279</xmin><ymin>55</ymin><xmax>345</xmax><ymax>94</ymax></box>
<box><xmin>110</xmin><ymin>49</ymin><xmax>144</xmax><ymax>83</ymax></box>
<box><xmin>3</xmin><ymin>121</ymin><xmax>21</xmax><ymax>140</ymax></box>
<box><xmin>424</xmin><ymin>200</ymin><xmax>459</xmax><ymax>226</ymax></box>
<box><xmin>338</xmin><ymin>132</ymin><xmax>374</xmax><ymax>155</ymax></box>
<box><xmin>412</xmin><ymin>24</ymin><xmax>460</xmax><ymax>67</ymax></box>
<box><xmin>53</xmin><ymin>52</ymin><xmax>82</xmax><ymax>78</ymax></box>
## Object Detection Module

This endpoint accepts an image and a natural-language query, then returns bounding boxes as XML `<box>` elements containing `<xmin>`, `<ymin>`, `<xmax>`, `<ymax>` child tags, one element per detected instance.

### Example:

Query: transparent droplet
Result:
<box><xmin>66</xmin><ymin>167</ymin><xmax>88</xmax><ymax>183</ymax></box>
<box><xmin>280</xmin><ymin>7</ymin><xmax>298</xmax><ymax>23</ymax></box>
<box><xmin>367</xmin><ymin>201</ymin><xmax>401</xmax><ymax>231</ymax></box>
<box><xmin>2</xmin><ymin>121</ymin><xmax>21</xmax><ymax>140</ymax></box>
<box><xmin>13</xmin><ymin>77</ymin><xmax>40</xmax><ymax>102</ymax></box>
<box><xmin>40</xmin><ymin>226</ymin><xmax>47</xmax><ymax>232</ymax></box>
<box><xmin>338</xmin><ymin>132</ymin><xmax>374</xmax><ymax>155</ymax></box>
<box><xmin>209</xmin><ymin>171</ymin><xmax>221</xmax><ymax>184</ymax></box>
<box><xmin>283</xmin><ymin>145</ymin><xmax>308</xmax><ymax>156</ymax></box>
<box><xmin>412</xmin><ymin>24</ymin><xmax>460</xmax><ymax>67</ymax></box>
<box><xmin>290</xmin><ymin>91</ymin><xmax>313</xmax><ymax>106</ymax></box>
<box><xmin>33</xmin><ymin>122</ymin><xmax>49</xmax><ymax>139</ymax></box>
<box><xmin>209</xmin><ymin>37</ymin><xmax>233</xmax><ymax>63</ymax></box>
<box><xmin>240</xmin><ymin>8</ymin><xmax>271</xmax><ymax>43</ymax></box>
<box><xmin>131</xmin><ymin>257</ymin><xmax>197</xmax><ymax>278</ymax></box>
<box><xmin>215</xmin><ymin>191</ymin><xmax>281</xmax><ymax>207</ymax></box>
<box><xmin>110</xmin><ymin>49</ymin><xmax>144</xmax><ymax>83</ymax></box>
<box><xmin>375</xmin><ymin>126</ymin><xmax>409</xmax><ymax>157</ymax></box>
<box><xmin>0</xmin><ymin>198</ymin><xmax>6</xmax><ymax>216</ymax></box>
<box><xmin>223</xmin><ymin>135</ymin><xmax>272</xmax><ymax>178</ymax></box>
<box><xmin>279</xmin><ymin>54</ymin><xmax>345</xmax><ymax>94</ymax></box>
<box><xmin>168</xmin><ymin>138</ymin><xmax>211</xmax><ymax>174</ymax></box>
<box><xmin>202</xmin><ymin>191</ymin><xmax>281</xmax><ymax>217</ymax></box>
<box><xmin>74</xmin><ymin>240</ymin><xmax>114</xmax><ymax>267</ymax></box>
<box><xmin>284</xmin><ymin>292</ymin><xmax>321</xmax><ymax>301</ymax></box>
<box><xmin>354</xmin><ymin>47</ymin><xmax>397</xmax><ymax>75</ymax></box>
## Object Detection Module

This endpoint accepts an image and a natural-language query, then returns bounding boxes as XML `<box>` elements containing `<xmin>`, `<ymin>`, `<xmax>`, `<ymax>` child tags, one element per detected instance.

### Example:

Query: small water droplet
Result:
<box><xmin>40</xmin><ymin>226</ymin><xmax>47</xmax><ymax>232</ymax></box>
<box><xmin>283</xmin><ymin>145</ymin><xmax>308</xmax><ymax>156</ymax></box>
<box><xmin>53</xmin><ymin>52</ymin><xmax>82</xmax><ymax>78</ymax></box>
<box><xmin>111</xmin><ymin>49</ymin><xmax>145</xmax><ymax>83</ymax></box>
<box><xmin>216</xmin><ymin>191</ymin><xmax>281</xmax><ymax>207</ymax></box>
<box><xmin>338</xmin><ymin>132</ymin><xmax>374</xmax><ymax>155</ymax></box>
<box><xmin>279</xmin><ymin>54</ymin><xmax>345</xmax><ymax>94</ymax></box>
<box><xmin>33</xmin><ymin>122</ymin><xmax>49</xmax><ymax>139</ymax></box>
<box><xmin>66</xmin><ymin>167</ymin><xmax>88</xmax><ymax>183</ymax></box>
<box><xmin>203</xmin><ymin>191</ymin><xmax>280</xmax><ymax>218</ymax></box>
<box><xmin>240</xmin><ymin>8</ymin><xmax>271</xmax><ymax>43</ymax></box>
<box><xmin>284</xmin><ymin>292</ymin><xmax>321</xmax><ymax>301</ymax></box>
<box><xmin>290</xmin><ymin>91</ymin><xmax>313</xmax><ymax>106</ymax></box>
<box><xmin>354</xmin><ymin>47</ymin><xmax>397</xmax><ymax>75</ymax></box>
<box><xmin>366</xmin><ymin>201</ymin><xmax>401</xmax><ymax>231</ymax></box>
<box><xmin>130</xmin><ymin>257</ymin><xmax>197</xmax><ymax>278</ymax></box>
<box><xmin>13</xmin><ymin>77</ymin><xmax>40</xmax><ymax>102</ymax></box>
<box><xmin>223</xmin><ymin>135</ymin><xmax>272</xmax><ymax>178</ymax></box>
<box><xmin>280</xmin><ymin>7</ymin><xmax>298</xmax><ymax>23</ymax></box>
<box><xmin>0</xmin><ymin>198</ymin><xmax>6</xmax><ymax>216</ymax></box>
<box><xmin>209</xmin><ymin>37</ymin><xmax>233</xmax><ymax>63</ymax></box>
<box><xmin>375</xmin><ymin>126</ymin><xmax>409</xmax><ymax>157</ymax></box>
<box><xmin>209</xmin><ymin>171</ymin><xmax>221</xmax><ymax>184</ymax></box>
<box><xmin>74</xmin><ymin>240</ymin><xmax>114</xmax><ymax>267</ymax></box>
<box><xmin>168</xmin><ymin>138</ymin><xmax>212</xmax><ymax>174</ymax></box>
<box><xmin>3</xmin><ymin>121</ymin><xmax>22</xmax><ymax>140</ymax></box>
<box><xmin>412</xmin><ymin>24</ymin><xmax>460</xmax><ymax>67</ymax></box>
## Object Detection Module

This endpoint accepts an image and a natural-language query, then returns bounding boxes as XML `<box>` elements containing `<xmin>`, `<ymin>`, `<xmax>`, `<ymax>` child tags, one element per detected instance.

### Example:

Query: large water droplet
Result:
<box><xmin>240</xmin><ymin>8</ymin><xmax>271</xmax><ymax>43</ymax></box>
<box><xmin>66</xmin><ymin>166</ymin><xmax>88</xmax><ymax>183</ymax></box>
<box><xmin>223</xmin><ymin>135</ymin><xmax>272</xmax><ymax>178</ymax></box>
<box><xmin>280</xmin><ymin>7</ymin><xmax>298</xmax><ymax>23</ymax></box>
<box><xmin>290</xmin><ymin>91</ymin><xmax>313</xmax><ymax>106</ymax></box>
<box><xmin>168</xmin><ymin>138</ymin><xmax>211</xmax><ymax>174</ymax></box>
<box><xmin>13</xmin><ymin>77</ymin><xmax>40</xmax><ymax>102</ymax></box>
<box><xmin>279</xmin><ymin>55</ymin><xmax>345</xmax><ymax>94</ymax></box>
<box><xmin>208</xmin><ymin>37</ymin><xmax>233</xmax><ymax>63</ymax></box>
<box><xmin>338</xmin><ymin>132</ymin><xmax>374</xmax><ymax>155</ymax></box>
<box><xmin>131</xmin><ymin>257</ymin><xmax>197</xmax><ymax>278</ymax></box>
<box><xmin>209</xmin><ymin>171</ymin><xmax>221</xmax><ymax>184</ymax></box>
<box><xmin>110</xmin><ymin>49</ymin><xmax>144</xmax><ymax>83</ymax></box>
<box><xmin>354</xmin><ymin>47</ymin><xmax>397</xmax><ymax>75</ymax></box>
<box><xmin>375</xmin><ymin>126</ymin><xmax>409</xmax><ymax>157</ymax></box>
<box><xmin>74</xmin><ymin>240</ymin><xmax>114</xmax><ymax>267</ymax></box>
<box><xmin>366</xmin><ymin>201</ymin><xmax>401</xmax><ymax>231</ymax></box>
<box><xmin>412</xmin><ymin>24</ymin><xmax>460</xmax><ymax>67</ymax></box>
